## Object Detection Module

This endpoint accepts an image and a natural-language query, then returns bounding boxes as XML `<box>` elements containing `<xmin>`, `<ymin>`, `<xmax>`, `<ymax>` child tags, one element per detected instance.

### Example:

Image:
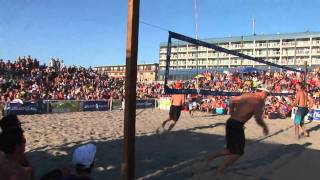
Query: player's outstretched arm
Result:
<box><xmin>254</xmin><ymin>102</ymin><xmax>269</xmax><ymax>135</ymax></box>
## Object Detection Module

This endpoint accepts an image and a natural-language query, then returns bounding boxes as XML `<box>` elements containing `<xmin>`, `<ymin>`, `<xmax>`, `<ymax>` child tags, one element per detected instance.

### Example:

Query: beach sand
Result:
<box><xmin>19</xmin><ymin>109</ymin><xmax>320</xmax><ymax>180</ymax></box>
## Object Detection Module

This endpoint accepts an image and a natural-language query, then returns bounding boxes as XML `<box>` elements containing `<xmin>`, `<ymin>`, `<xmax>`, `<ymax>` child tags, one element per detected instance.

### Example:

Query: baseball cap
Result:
<box><xmin>72</xmin><ymin>144</ymin><xmax>97</xmax><ymax>169</ymax></box>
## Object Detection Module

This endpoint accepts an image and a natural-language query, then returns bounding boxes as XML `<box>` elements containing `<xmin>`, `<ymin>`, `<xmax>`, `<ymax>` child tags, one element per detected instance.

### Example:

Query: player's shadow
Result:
<box><xmin>247</xmin><ymin>125</ymin><xmax>294</xmax><ymax>145</ymax></box>
<box><xmin>232</xmin><ymin>142</ymin><xmax>312</xmax><ymax>172</ymax></box>
<box><xmin>184</xmin><ymin>122</ymin><xmax>225</xmax><ymax>131</ymax></box>
<box><xmin>26</xmin><ymin>125</ymin><xmax>320</xmax><ymax>180</ymax></box>
<box><xmin>307</xmin><ymin>124</ymin><xmax>320</xmax><ymax>134</ymax></box>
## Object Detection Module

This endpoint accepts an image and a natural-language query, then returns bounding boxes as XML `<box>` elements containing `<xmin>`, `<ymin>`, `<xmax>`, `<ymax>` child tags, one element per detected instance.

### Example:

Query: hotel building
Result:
<box><xmin>159</xmin><ymin>31</ymin><xmax>320</xmax><ymax>71</ymax></box>
<box><xmin>93</xmin><ymin>63</ymin><xmax>159</xmax><ymax>82</ymax></box>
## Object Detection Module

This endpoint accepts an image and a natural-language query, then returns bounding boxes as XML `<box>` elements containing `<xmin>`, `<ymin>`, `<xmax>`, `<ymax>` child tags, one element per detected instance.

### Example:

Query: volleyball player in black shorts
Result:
<box><xmin>158</xmin><ymin>83</ymin><xmax>185</xmax><ymax>133</ymax></box>
<box><xmin>169</xmin><ymin>105</ymin><xmax>182</xmax><ymax>121</ymax></box>
<box><xmin>205</xmin><ymin>87</ymin><xmax>270</xmax><ymax>175</ymax></box>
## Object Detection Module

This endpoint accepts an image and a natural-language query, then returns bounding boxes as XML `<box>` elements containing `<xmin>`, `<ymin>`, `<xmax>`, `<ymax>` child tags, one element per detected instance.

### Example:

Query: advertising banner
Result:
<box><xmin>136</xmin><ymin>99</ymin><xmax>156</xmax><ymax>109</ymax></box>
<box><xmin>314</xmin><ymin>109</ymin><xmax>320</xmax><ymax>121</ymax></box>
<box><xmin>47</xmin><ymin>101</ymin><xmax>81</xmax><ymax>113</ymax></box>
<box><xmin>111</xmin><ymin>99</ymin><xmax>123</xmax><ymax>110</ymax></box>
<box><xmin>6</xmin><ymin>101</ymin><xmax>43</xmax><ymax>115</ymax></box>
<box><xmin>157</xmin><ymin>98</ymin><xmax>171</xmax><ymax>110</ymax></box>
<box><xmin>82</xmin><ymin>100</ymin><xmax>109</xmax><ymax>111</ymax></box>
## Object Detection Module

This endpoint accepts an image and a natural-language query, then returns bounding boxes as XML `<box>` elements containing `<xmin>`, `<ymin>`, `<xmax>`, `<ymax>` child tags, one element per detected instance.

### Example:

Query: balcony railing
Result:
<box><xmin>282</xmin><ymin>42</ymin><xmax>295</xmax><ymax>46</ymax></box>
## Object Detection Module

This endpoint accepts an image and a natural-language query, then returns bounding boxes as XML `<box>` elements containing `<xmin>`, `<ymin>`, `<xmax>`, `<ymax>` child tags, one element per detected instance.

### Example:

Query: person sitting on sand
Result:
<box><xmin>200</xmin><ymin>99</ymin><xmax>209</xmax><ymax>113</ymax></box>
<box><xmin>0</xmin><ymin>114</ymin><xmax>33</xmax><ymax>180</ymax></box>
<box><xmin>63</xmin><ymin>144</ymin><xmax>97</xmax><ymax>180</ymax></box>
<box><xmin>187</xmin><ymin>94</ymin><xmax>197</xmax><ymax>116</ymax></box>
<box><xmin>0</xmin><ymin>151</ymin><xmax>30</xmax><ymax>180</ymax></box>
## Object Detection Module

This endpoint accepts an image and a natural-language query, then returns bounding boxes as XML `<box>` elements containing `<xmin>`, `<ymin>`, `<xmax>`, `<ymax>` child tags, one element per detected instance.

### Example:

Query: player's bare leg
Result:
<box><xmin>206</xmin><ymin>148</ymin><xmax>231</xmax><ymax>162</ymax></box>
<box><xmin>300</xmin><ymin>124</ymin><xmax>309</xmax><ymax>137</ymax></box>
<box><xmin>161</xmin><ymin>118</ymin><xmax>171</xmax><ymax>127</ymax></box>
<box><xmin>217</xmin><ymin>154</ymin><xmax>241</xmax><ymax>175</ymax></box>
<box><xmin>167</xmin><ymin>121</ymin><xmax>177</xmax><ymax>131</ymax></box>
<box><xmin>295</xmin><ymin>124</ymin><xmax>300</xmax><ymax>139</ymax></box>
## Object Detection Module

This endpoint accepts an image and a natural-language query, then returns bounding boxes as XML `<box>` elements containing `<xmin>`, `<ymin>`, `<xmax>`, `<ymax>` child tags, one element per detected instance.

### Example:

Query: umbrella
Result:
<box><xmin>238</xmin><ymin>67</ymin><xmax>260</xmax><ymax>74</ymax></box>
<box><xmin>194</xmin><ymin>74</ymin><xmax>205</xmax><ymax>79</ymax></box>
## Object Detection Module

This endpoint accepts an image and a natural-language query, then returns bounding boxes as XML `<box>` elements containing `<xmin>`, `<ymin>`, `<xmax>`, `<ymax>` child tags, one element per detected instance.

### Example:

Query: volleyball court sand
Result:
<box><xmin>19</xmin><ymin>109</ymin><xmax>320</xmax><ymax>179</ymax></box>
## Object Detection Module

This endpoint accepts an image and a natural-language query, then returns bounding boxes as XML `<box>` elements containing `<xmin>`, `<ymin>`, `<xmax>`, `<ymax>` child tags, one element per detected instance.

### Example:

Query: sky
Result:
<box><xmin>0</xmin><ymin>0</ymin><xmax>319</xmax><ymax>67</ymax></box>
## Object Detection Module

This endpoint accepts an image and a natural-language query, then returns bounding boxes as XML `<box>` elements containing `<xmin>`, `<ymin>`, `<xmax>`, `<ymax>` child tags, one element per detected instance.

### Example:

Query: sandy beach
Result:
<box><xmin>19</xmin><ymin>109</ymin><xmax>320</xmax><ymax>180</ymax></box>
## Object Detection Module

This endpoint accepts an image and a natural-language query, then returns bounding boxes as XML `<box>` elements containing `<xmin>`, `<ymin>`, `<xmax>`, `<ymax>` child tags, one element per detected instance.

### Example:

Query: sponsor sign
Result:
<box><xmin>136</xmin><ymin>99</ymin><xmax>155</xmax><ymax>109</ymax></box>
<box><xmin>111</xmin><ymin>99</ymin><xmax>123</xmax><ymax>110</ymax></box>
<box><xmin>6</xmin><ymin>101</ymin><xmax>43</xmax><ymax>115</ymax></box>
<box><xmin>48</xmin><ymin>101</ymin><xmax>81</xmax><ymax>113</ymax></box>
<box><xmin>82</xmin><ymin>100</ymin><xmax>109</xmax><ymax>111</ymax></box>
<box><xmin>314</xmin><ymin>109</ymin><xmax>320</xmax><ymax>121</ymax></box>
<box><xmin>157</xmin><ymin>98</ymin><xmax>171</xmax><ymax>110</ymax></box>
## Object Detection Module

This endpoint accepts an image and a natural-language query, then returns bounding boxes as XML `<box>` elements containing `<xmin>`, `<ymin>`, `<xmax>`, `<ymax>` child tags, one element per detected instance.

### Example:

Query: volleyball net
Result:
<box><xmin>163</xmin><ymin>31</ymin><xmax>303</xmax><ymax>96</ymax></box>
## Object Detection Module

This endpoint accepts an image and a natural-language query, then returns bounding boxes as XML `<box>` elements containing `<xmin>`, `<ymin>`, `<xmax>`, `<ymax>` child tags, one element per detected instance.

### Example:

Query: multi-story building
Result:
<box><xmin>93</xmin><ymin>63</ymin><xmax>159</xmax><ymax>82</ymax></box>
<box><xmin>159</xmin><ymin>31</ymin><xmax>320</xmax><ymax>70</ymax></box>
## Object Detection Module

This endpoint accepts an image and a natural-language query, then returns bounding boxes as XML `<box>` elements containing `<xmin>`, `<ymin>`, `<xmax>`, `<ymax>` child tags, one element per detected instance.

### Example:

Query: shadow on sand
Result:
<box><xmin>27</xmin><ymin>122</ymin><xmax>319</xmax><ymax>180</ymax></box>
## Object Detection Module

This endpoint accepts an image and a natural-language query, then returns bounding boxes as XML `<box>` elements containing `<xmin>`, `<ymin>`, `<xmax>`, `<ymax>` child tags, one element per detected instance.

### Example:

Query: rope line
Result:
<box><xmin>140</xmin><ymin>21</ymin><xmax>169</xmax><ymax>32</ymax></box>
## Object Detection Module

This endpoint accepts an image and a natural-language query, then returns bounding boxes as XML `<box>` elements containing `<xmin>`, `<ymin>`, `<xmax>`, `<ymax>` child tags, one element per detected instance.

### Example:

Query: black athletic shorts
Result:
<box><xmin>169</xmin><ymin>105</ymin><xmax>182</xmax><ymax>121</ymax></box>
<box><xmin>226</xmin><ymin>118</ymin><xmax>245</xmax><ymax>155</ymax></box>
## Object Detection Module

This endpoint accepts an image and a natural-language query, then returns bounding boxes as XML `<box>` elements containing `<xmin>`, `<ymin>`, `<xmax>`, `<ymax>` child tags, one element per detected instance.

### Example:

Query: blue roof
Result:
<box><xmin>160</xmin><ymin>31</ymin><xmax>320</xmax><ymax>47</ymax></box>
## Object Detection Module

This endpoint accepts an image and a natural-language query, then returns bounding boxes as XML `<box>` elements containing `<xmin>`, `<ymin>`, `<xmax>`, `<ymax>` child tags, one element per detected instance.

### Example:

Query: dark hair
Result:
<box><xmin>0</xmin><ymin>114</ymin><xmax>25</xmax><ymax>155</ymax></box>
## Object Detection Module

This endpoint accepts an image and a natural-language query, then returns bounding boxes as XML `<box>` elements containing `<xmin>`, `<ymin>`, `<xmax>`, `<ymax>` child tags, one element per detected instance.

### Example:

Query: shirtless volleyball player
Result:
<box><xmin>158</xmin><ymin>82</ymin><xmax>185</xmax><ymax>132</ymax></box>
<box><xmin>293</xmin><ymin>82</ymin><xmax>309</xmax><ymax>138</ymax></box>
<box><xmin>206</xmin><ymin>87</ymin><xmax>270</xmax><ymax>175</ymax></box>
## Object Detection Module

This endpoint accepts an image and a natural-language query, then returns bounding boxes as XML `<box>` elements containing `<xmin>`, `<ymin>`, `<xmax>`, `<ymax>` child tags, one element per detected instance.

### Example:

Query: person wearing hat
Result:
<box><xmin>63</xmin><ymin>144</ymin><xmax>96</xmax><ymax>180</ymax></box>
<box><xmin>157</xmin><ymin>82</ymin><xmax>186</xmax><ymax>133</ymax></box>
<box><xmin>205</xmin><ymin>86</ymin><xmax>270</xmax><ymax>175</ymax></box>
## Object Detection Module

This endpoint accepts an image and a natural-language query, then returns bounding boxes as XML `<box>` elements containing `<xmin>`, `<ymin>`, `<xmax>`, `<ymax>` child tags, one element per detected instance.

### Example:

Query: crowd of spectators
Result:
<box><xmin>168</xmin><ymin>69</ymin><xmax>320</xmax><ymax>118</ymax></box>
<box><xmin>0</xmin><ymin>56</ymin><xmax>124</xmax><ymax>102</ymax></box>
<box><xmin>1</xmin><ymin>56</ymin><xmax>320</xmax><ymax>118</ymax></box>
<box><xmin>0</xmin><ymin>56</ymin><xmax>165</xmax><ymax>106</ymax></box>
<box><xmin>1</xmin><ymin>57</ymin><xmax>320</xmax><ymax>179</ymax></box>
<box><xmin>0</xmin><ymin>57</ymin><xmax>163</xmax><ymax>106</ymax></box>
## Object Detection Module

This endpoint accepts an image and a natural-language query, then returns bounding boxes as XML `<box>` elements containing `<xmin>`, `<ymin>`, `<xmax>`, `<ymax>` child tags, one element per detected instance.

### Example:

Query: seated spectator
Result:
<box><xmin>278</xmin><ymin>100</ymin><xmax>290</xmax><ymax>118</ymax></box>
<box><xmin>63</xmin><ymin>144</ymin><xmax>97</xmax><ymax>180</ymax></box>
<box><xmin>200</xmin><ymin>99</ymin><xmax>209</xmax><ymax>113</ymax></box>
<box><xmin>215</xmin><ymin>99</ymin><xmax>227</xmax><ymax>115</ymax></box>
<box><xmin>0</xmin><ymin>151</ymin><xmax>29</xmax><ymax>180</ymax></box>
<box><xmin>0</xmin><ymin>114</ymin><xmax>33</xmax><ymax>180</ymax></box>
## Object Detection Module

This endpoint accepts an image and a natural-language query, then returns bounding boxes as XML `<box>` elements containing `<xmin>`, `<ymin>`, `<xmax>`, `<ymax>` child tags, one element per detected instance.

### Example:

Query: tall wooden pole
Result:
<box><xmin>123</xmin><ymin>0</ymin><xmax>139</xmax><ymax>180</ymax></box>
